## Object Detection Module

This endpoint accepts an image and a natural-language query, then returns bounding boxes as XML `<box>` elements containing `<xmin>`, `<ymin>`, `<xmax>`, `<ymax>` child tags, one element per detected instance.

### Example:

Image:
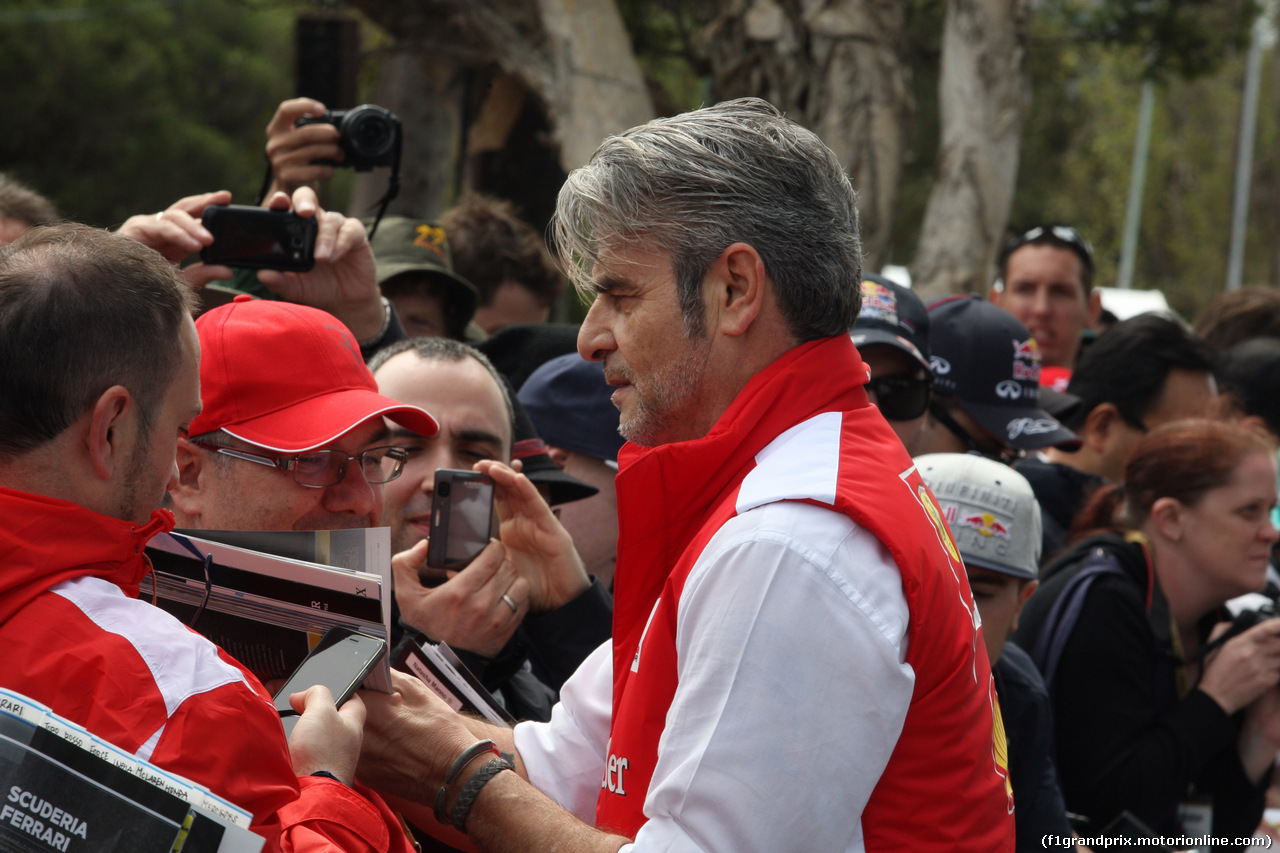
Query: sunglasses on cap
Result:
<box><xmin>866</xmin><ymin>374</ymin><xmax>932</xmax><ymax>422</ymax></box>
<box><xmin>1002</xmin><ymin>225</ymin><xmax>1094</xmax><ymax>276</ymax></box>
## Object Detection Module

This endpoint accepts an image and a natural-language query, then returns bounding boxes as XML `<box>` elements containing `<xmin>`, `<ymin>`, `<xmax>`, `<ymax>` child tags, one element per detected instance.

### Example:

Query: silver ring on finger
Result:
<box><xmin>501</xmin><ymin>593</ymin><xmax>518</xmax><ymax>614</ymax></box>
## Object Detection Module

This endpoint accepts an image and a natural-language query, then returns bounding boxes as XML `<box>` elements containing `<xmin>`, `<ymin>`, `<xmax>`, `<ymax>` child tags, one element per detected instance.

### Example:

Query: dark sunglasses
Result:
<box><xmin>1002</xmin><ymin>224</ymin><xmax>1094</xmax><ymax>276</ymax></box>
<box><xmin>867</xmin><ymin>374</ymin><xmax>932</xmax><ymax>422</ymax></box>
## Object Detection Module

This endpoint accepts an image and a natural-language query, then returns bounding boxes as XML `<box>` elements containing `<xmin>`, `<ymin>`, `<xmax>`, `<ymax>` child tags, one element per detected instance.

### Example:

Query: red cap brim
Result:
<box><xmin>219</xmin><ymin>387</ymin><xmax>437</xmax><ymax>452</ymax></box>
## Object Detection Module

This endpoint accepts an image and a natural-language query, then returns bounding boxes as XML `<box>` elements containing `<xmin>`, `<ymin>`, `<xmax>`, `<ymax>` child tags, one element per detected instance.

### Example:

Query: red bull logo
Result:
<box><xmin>1011</xmin><ymin>338</ymin><xmax>1039</xmax><ymax>361</ymax></box>
<box><xmin>1011</xmin><ymin>337</ymin><xmax>1041</xmax><ymax>382</ymax></box>
<box><xmin>957</xmin><ymin>512</ymin><xmax>1012</xmax><ymax>539</ymax></box>
<box><xmin>861</xmin><ymin>280</ymin><xmax>897</xmax><ymax>316</ymax></box>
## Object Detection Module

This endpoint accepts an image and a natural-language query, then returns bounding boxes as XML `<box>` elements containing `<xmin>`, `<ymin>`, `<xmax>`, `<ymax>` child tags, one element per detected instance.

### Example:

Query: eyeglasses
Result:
<box><xmin>192</xmin><ymin>442</ymin><xmax>410</xmax><ymax>488</ymax></box>
<box><xmin>867</xmin><ymin>374</ymin><xmax>932</xmax><ymax>421</ymax></box>
<box><xmin>1002</xmin><ymin>225</ymin><xmax>1094</xmax><ymax>275</ymax></box>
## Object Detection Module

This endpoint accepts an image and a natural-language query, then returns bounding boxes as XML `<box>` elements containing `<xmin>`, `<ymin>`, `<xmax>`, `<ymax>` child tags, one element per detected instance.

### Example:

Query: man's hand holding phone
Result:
<box><xmin>252</xmin><ymin>187</ymin><xmax>384</xmax><ymax>342</ymax></box>
<box><xmin>283</xmin><ymin>684</ymin><xmax>366</xmax><ymax>785</ymax></box>
<box><xmin>116</xmin><ymin>190</ymin><xmax>235</xmax><ymax>288</ymax></box>
<box><xmin>475</xmin><ymin>459</ymin><xmax>591</xmax><ymax>612</ymax></box>
<box><xmin>391</xmin><ymin>537</ymin><xmax>528</xmax><ymax>658</ymax></box>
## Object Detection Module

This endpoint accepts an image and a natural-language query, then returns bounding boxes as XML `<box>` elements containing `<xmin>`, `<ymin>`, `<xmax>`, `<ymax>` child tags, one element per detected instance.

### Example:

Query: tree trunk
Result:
<box><xmin>703</xmin><ymin>0</ymin><xmax>912</xmax><ymax>272</ymax></box>
<box><xmin>533</xmin><ymin>0</ymin><xmax>655</xmax><ymax>170</ymax></box>
<box><xmin>910</xmin><ymin>0</ymin><xmax>1031</xmax><ymax>300</ymax></box>
<box><xmin>348</xmin><ymin>0</ymin><xmax>653</xmax><ymax>219</ymax></box>
<box><xmin>349</xmin><ymin>49</ymin><xmax>468</xmax><ymax>219</ymax></box>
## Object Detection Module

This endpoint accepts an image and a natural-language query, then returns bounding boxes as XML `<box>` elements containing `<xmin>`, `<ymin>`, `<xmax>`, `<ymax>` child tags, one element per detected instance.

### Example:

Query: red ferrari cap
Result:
<box><xmin>189</xmin><ymin>295</ymin><xmax>437</xmax><ymax>451</ymax></box>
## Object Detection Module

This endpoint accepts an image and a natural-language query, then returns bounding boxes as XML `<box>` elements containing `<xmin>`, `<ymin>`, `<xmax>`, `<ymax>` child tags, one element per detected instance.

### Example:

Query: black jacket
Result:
<box><xmin>1013</xmin><ymin>533</ymin><xmax>1268</xmax><ymax>850</ymax></box>
<box><xmin>1014</xmin><ymin>457</ymin><xmax>1106</xmax><ymax>565</ymax></box>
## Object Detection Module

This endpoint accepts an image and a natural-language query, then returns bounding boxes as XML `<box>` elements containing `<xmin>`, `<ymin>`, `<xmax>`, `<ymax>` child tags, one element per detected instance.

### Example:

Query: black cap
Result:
<box><xmin>519</xmin><ymin>354</ymin><xmax>624</xmax><ymax>464</ymax></box>
<box><xmin>1217</xmin><ymin>337</ymin><xmax>1280</xmax><ymax>437</ymax></box>
<box><xmin>850</xmin><ymin>273</ymin><xmax>930</xmax><ymax>371</ymax></box>
<box><xmin>927</xmin><ymin>295</ymin><xmax>1081</xmax><ymax>451</ymax></box>
<box><xmin>508</xmin><ymin>388</ymin><xmax>598</xmax><ymax>506</ymax></box>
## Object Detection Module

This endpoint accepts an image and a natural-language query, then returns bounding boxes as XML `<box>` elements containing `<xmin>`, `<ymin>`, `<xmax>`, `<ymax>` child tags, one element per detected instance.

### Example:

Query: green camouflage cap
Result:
<box><xmin>370</xmin><ymin>217</ymin><xmax>479</xmax><ymax>331</ymax></box>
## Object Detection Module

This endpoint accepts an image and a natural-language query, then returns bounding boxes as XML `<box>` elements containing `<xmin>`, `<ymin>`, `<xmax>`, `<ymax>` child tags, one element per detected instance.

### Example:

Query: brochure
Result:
<box><xmin>0</xmin><ymin>688</ymin><xmax>262</xmax><ymax>853</ymax></box>
<box><xmin>142</xmin><ymin>529</ymin><xmax>393</xmax><ymax>692</ymax></box>
<box><xmin>393</xmin><ymin>636</ymin><xmax>515</xmax><ymax>727</ymax></box>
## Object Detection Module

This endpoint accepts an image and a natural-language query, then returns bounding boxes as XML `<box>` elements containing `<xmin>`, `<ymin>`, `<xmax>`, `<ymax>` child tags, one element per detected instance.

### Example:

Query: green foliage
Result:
<box><xmin>1012</xmin><ymin>6</ymin><xmax>1277</xmax><ymax>319</ymax></box>
<box><xmin>5</xmin><ymin>0</ymin><xmax>1270</xmax><ymax>323</ymax></box>
<box><xmin>1056</xmin><ymin>0</ymin><xmax>1257</xmax><ymax>80</ymax></box>
<box><xmin>0</xmin><ymin>0</ymin><xmax>295</xmax><ymax>228</ymax></box>
<box><xmin>615</xmin><ymin>0</ymin><xmax>709</xmax><ymax>115</ymax></box>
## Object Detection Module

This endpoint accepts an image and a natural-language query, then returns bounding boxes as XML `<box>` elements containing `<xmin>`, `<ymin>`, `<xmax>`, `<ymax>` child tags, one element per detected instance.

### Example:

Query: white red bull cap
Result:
<box><xmin>915</xmin><ymin>452</ymin><xmax>1042</xmax><ymax>579</ymax></box>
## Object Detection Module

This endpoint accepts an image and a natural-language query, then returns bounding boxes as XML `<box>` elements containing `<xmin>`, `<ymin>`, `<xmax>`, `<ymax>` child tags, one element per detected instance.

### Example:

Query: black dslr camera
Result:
<box><xmin>1222</xmin><ymin>601</ymin><xmax>1280</xmax><ymax>643</ymax></box>
<box><xmin>1191</xmin><ymin>600</ymin><xmax>1280</xmax><ymax>665</ymax></box>
<box><xmin>296</xmin><ymin>104</ymin><xmax>401</xmax><ymax>171</ymax></box>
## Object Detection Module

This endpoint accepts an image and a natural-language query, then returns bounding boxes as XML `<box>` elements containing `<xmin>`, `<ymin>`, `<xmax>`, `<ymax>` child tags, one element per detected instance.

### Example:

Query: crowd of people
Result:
<box><xmin>2</xmin><ymin>92</ymin><xmax>1279</xmax><ymax>853</ymax></box>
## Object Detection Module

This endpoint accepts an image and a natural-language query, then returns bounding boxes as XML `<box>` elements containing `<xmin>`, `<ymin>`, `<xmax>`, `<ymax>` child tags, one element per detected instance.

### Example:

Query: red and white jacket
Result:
<box><xmin>0</xmin><ymin>488</ymin><xmax>414</xmax><ymax>853</ymax></box>
<box><xmin>518</xmin><ymin>334</ymin><xmax>1014</xmax><ymax>851</ymax></box>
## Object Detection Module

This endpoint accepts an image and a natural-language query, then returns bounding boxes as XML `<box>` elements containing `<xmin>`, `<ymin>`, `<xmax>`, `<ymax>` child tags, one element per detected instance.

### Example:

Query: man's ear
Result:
<box><xmin>545</xmin><ymin>445</ymin><xmax>570</xmax><ymax>471</ymax></box>
<box><xmin>1009</xmin><ymin>579</ymin><xmax>1039</xmax><ymax>635</ymax></box>
<box><xmin>168</xmin><ymin>436</ymin><xmax>208</xmax><ymax>518</ymax></box>
<box><xmin>1082</xmin><ymin>403</ymin><xmax>1122</xmax><ymax>453</ymax></box>
<box><xmin>85</xmin><ymin>386</ymin><xmax>135</xmax><ymax>482</ymax></box>
<box><xmin>709</xmin><ymin>242</ymin><xmax>767</xmax><ymax>337</ymax></box>
<box><xmin>988</xmin><ymin>286</ymin><xmax>1004</xmax><ymax>307</ymax></box>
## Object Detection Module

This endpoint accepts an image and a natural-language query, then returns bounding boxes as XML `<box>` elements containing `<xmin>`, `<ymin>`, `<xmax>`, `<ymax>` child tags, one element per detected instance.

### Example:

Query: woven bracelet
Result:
<box><xmin>451</xmin><ymin>757</ymin><xmax>515</xmax><ymax>833</ymax></box>
<box><xmin>432</xmin><ymin>739</ymin><xmax>499</xmax><ymax>825</ymax></box>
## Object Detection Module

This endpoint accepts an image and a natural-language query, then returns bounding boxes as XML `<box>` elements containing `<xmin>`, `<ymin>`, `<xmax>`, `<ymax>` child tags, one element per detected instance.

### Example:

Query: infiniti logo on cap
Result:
<box><xmin>996</xmin><ymin>380</ymin><xmax>1022</xmax><ymax>400</ymax></box>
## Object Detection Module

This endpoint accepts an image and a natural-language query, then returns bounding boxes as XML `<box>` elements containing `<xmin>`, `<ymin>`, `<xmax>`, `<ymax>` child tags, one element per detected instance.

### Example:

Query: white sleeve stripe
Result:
<box><xmin>52</xmin><ymin>576</ymin><xmax>258</xmax><ymax>718</ymax></box>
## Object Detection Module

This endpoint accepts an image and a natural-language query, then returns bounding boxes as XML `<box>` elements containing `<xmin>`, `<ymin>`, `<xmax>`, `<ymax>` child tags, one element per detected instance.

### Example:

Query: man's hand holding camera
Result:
<box><xmin>266</xmin><ymin>97</ymin><xmax>401</xmax><ymax>197</ymax></box>
<box><xmin>264</xmin><ymin>98</ymin><xmax>343</xmax><ymax>197</ymax></box>
<box><xmin>389</xmin><ymin>459</ymin><xmax>591</xmax><ymax>662</ymax></box>
<box><xmin>476</xmin><ymin>459</ymin><xmax>592</xmax><ymax>612</ymax></box>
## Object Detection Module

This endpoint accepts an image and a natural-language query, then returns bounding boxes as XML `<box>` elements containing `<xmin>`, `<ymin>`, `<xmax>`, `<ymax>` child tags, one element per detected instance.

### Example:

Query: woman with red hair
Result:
<box><xmin>1014</xmin><ymin>419</ymin><xmax>1280</xmax><ymax>844</ymax></box>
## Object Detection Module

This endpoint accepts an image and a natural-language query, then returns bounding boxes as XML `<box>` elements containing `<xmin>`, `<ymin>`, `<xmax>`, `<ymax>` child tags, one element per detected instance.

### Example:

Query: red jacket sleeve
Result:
<box><xmin>149</xmin><ymin>674</ymin><xmax>414</xmax><ymax>853</ymax></box>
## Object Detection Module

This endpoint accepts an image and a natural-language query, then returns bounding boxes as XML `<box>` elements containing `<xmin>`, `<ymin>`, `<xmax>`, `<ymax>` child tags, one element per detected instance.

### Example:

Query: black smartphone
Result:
<box><xmin>273</xmin><ymin>627</ymin><xmax>386</xmax><ymax>737</ymax></box>
<box><xmin>423</xmin><ymin>469</ymin><xmax>498</xmax><ymax>580</ymax></box>
<box><xmin>199</xmin><ymin>204</ymin><xmax>318</xmax><ymax>272</ymax></box>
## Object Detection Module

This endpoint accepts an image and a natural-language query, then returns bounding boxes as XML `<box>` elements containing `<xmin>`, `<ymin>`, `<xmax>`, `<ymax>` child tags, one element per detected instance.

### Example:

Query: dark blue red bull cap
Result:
<box><xmin>926</xmin><ymin>295</ymin><xmax>1080</xmax><ymax>452</ymax></box>
<box><xmin>850</xmin><ymin>273</ymin><xmax>930</xmax><ymax>372</ymax></box>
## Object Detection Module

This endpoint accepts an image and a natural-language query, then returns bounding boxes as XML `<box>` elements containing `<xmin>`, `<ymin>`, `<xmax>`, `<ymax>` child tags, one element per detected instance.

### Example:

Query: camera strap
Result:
<box><xmin>363</xmin><ymin>130</ymin><xmax>401</xmax><ymax>241</ymax></box>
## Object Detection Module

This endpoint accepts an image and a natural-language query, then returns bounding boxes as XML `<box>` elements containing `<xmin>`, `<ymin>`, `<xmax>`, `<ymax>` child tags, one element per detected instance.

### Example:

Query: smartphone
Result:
<box><xmin>273</xmin><ymin>627</ymin><xmax>386</xmax><ymax>737</ymax></box>
<box><xmin>199</xmin><ymin>204</ymin><xmax>318</xmax><ymax>272</ymax></box>
<box><xmin>423</xmin><ymin>469</ymin><xmax>498</xmax><ymax>580</ymax></box>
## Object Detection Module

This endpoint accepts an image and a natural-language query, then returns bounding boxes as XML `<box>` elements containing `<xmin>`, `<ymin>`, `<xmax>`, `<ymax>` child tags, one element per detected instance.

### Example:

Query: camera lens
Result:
<box><xmin>343</xmin><ymin>107</ymin><xmax>394</xmax><ymax>160</ymax></box>
<box><xmin>437</xmin><ymin>481</ymin><xmax>451</xmax><ymax>497</ymax></box>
